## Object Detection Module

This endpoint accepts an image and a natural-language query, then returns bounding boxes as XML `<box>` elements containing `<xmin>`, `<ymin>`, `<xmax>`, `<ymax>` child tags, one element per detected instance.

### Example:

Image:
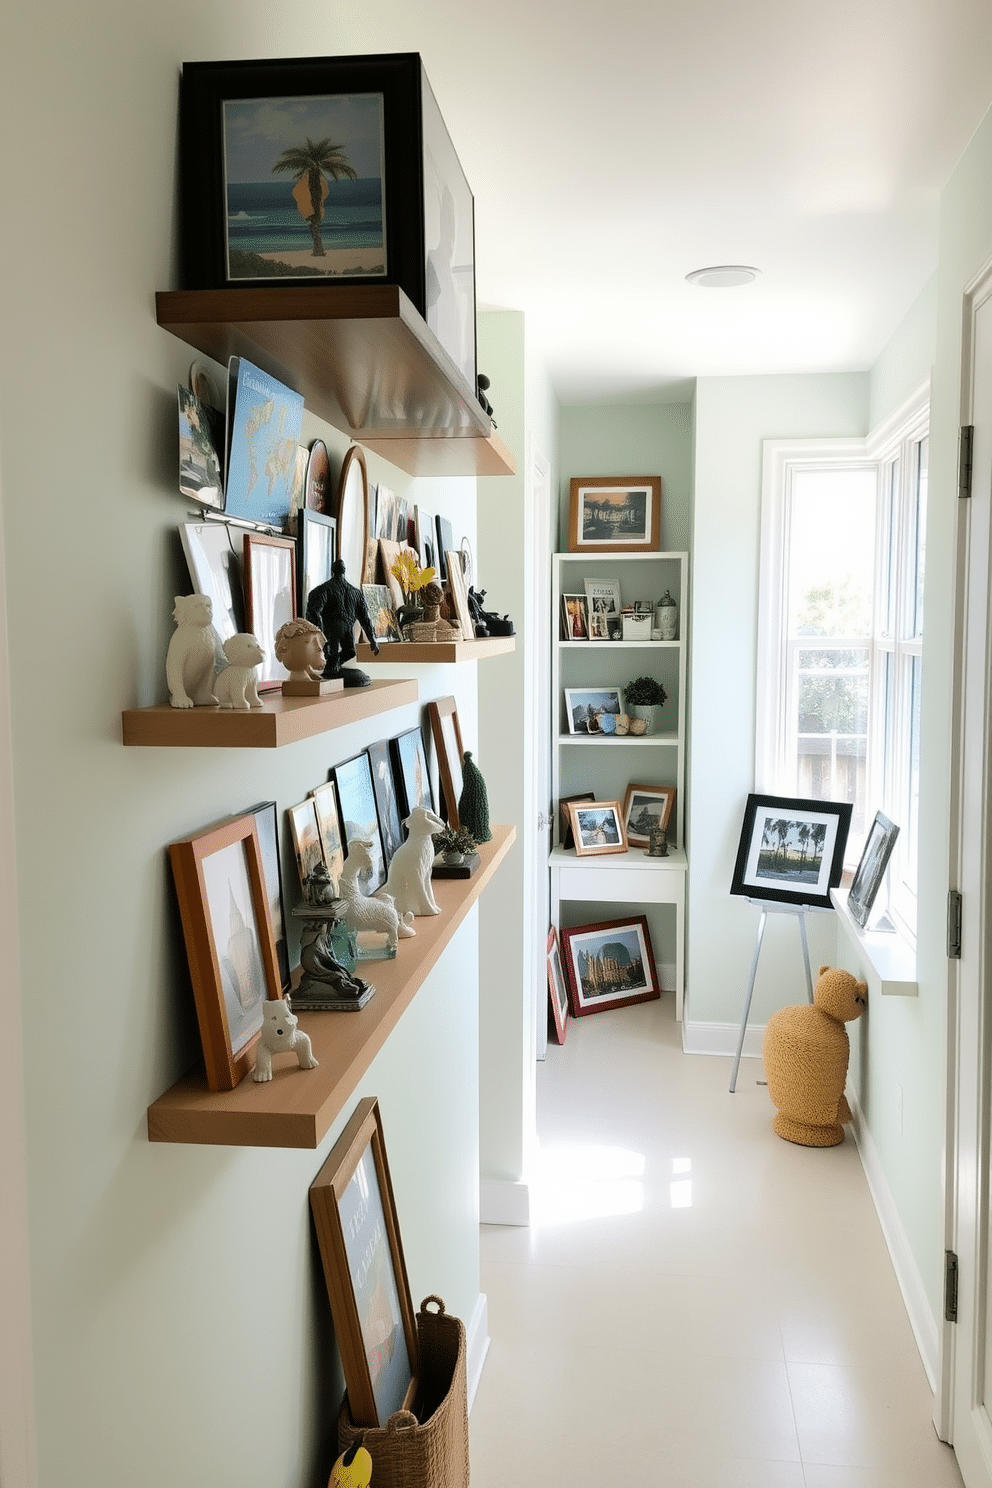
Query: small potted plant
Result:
<box><xmin>432</xmin><ymin>824</ymin><xmax>477</xmax><ymax>865</ymax></box>
<box><xmin>623</xmin><ymin>675</ymin><xmax>668</xmax><ymax>735</ymax></box>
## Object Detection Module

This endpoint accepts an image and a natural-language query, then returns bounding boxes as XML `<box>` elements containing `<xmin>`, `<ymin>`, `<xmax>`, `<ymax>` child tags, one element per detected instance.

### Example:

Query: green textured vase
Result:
<box><xmin>457</xmin><ymin>750</ymin><xmax>492</xmax><ymax>843</ymax></box>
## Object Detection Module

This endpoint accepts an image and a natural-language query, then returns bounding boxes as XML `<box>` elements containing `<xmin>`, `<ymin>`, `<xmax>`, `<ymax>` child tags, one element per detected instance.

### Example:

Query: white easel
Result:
<box><xmin>728</xmin><ymin>898</ymin><xmax>829</xmax><ymax>1093</ymax></box>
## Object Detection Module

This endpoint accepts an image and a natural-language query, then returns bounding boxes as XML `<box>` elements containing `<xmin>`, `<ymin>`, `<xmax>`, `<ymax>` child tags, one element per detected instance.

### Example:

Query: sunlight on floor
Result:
<box><xmin>529</xmin><ymin>1141</ymin><xmax>646</xmax><ymax>1226</ymax></box>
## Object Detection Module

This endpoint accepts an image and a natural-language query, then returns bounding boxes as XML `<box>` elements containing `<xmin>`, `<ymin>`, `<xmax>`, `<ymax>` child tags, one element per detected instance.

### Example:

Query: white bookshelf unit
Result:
<box><xmin>550</xmin><ymin>551</ymin><xmax>689</xmax><ymax>1021</ymax></box>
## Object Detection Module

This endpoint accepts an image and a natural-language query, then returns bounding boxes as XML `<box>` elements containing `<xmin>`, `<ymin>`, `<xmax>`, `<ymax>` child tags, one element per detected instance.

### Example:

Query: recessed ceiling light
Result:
<box><xmin>686</xmin><ymin>265</ymin><xmax>760</xmax><ymax>288</ymax></box>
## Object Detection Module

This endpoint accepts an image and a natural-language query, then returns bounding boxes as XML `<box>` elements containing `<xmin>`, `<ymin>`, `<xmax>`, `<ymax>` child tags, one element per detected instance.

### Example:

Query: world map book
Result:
<box><xmin>224</xmin><ymin>357</ymin><xmax>304</xmax><ymax>528</ymax></box>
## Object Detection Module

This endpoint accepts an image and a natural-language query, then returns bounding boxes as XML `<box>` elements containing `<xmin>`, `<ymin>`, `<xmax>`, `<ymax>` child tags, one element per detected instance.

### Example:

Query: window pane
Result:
<box><xmin>794</xmin><ymin>646</ymin><xmax>869</xmax><ymax>832</ymax></box>
<box><xmin>912</xmin><ymin>438</ymin><xmax>928</xmax><ymax>638</ymax></box>
<box><xmin>789</xmin><ymin>468</ymin><xmax>876</xmax><ymax>639</ymax></box>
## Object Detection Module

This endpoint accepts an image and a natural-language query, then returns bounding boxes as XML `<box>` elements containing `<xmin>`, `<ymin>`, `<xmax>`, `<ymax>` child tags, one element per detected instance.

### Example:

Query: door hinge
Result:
<box><xmin>945</xmin><ymin>1250</ymin><xmax>959</xmax><ymax>1323</ymax></box>
<box><xmin>959</xmin><ymin>424</ymin><xmax>974</xmax><ymax>499</ymax></box>
<box><xmin>948</xmin><ymin>890</ymin><xmax>963</xmax><ymax>959</ymax></box>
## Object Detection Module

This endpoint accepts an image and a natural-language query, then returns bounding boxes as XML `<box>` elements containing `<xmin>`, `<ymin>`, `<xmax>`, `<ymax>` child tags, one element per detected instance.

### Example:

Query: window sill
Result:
<box><xmin>830</xmin><ymin>888</ymin><xmax>918</xmax><ymax>997</ymax></box>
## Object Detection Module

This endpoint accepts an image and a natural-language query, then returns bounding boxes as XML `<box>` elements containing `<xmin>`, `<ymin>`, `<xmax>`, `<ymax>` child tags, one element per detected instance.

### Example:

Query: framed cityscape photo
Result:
<box><xmin>730</xmin><ymin>792</ymin><xmax>853</xmax><ymax>910</ymax></box>
<box><xmin>847</xmin><ymin>811</ymin><xmax>899</xmax><ymax>928</ymax></box>
<box><xmin>568</xmin><ymin>476</ymin><xmax>662</xmax><ymax>552</ymax></box>
<box><xmin>560</xmin><ymin>915</ymin><xmax>660</xmax><ymax>1018</ymax></box>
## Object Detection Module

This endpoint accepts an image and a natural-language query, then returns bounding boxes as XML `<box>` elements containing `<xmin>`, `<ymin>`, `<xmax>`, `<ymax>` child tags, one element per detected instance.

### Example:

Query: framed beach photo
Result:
<box><xmin>391</xmin><ymin>726</ymin><xmax>435</xmax><ymax>820</ymax></box>
<box><xmin>179</xmin><ymin>520</ymin><xmax>245</xmax><ymax>646</ymax></box>
<box><xmin>546</xmin><ymin>927</ymin><xmax>570</xmax><ymax>1045</ymax></box>
<box><xmin>296</xmin><ymin>508</ymin><xmax>337</xmax><ymax>616</ymax></box>
<box><xmin>168</xmin><ymin>813</ymin><xmax>282</xmax><ymax>1091</ymax></box>
<box><xmin>310</xmin><ymin>781</ymin><xmax>346</xmax><ymax>893</ymax></box>
<box><xmin>730</xmin><ymin>792</ymin><xmax>853</xmax><ymax>910</ymax></box>
<box><xmin>622</xmin><ymin>783</ymin><xmax>676</xmax><ymax>848</ymax></box>
<box><xmin>564</xmin><ymin>687</ymin><xmax>623</xmax><ymax>735</ymax></box>
<box><xmin>427</xmin><ymin>695</ymin><xmax>465</xmax><ymax>826</ymax></box>
<box><xmin>334</xmin><ymin>752</ymin><xmax>387</xmax><ymax>894</ymax></box>
<box><xmin>242</xmin><ymin>532</ymin><xmax>297</xmax><ymax>691</ymax></box>
<box><xmin>560</xmin><ymin>915</ymin><xmax>660</xmax><ymax>1018</ymax></box>
<box><xmin>847</xmin><ymin>811</ymin><xmax>899</xmax><ymax>929</ymax></box>
<box><xmin>309</xmin><ymin>1097</ymin><xmax>419</xmax><ymax>1429</ymax></box>
<box><xmin>568</xmin><ymin>476</ymin><xmax>662</xmax><ymax>553</ymax></box>
<box><xmin>567</xmin><ymin>800</ymin><xmax>627</xmax><ymax>857</ymax></box>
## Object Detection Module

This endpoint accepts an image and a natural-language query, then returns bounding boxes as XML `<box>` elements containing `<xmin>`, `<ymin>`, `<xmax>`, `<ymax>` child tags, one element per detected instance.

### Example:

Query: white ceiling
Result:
<box><xmin>344</xmin><ymin>1</ymin><xmax>992</xmax><ymax>404</ymax></box>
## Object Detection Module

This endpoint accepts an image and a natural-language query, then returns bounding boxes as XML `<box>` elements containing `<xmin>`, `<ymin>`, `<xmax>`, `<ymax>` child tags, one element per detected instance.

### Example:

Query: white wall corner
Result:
<box><xmin>479</xmin><ymin>1177</ymin><xmax>531</xmax><ymax>1227</ymax></box>
<box><xmin>465</xmin><ymin>1291</ymin><xmax>490</xmax><ymax>1412</ymax></box>
<box><xmin>849</xmin><ymin>1088</ymin><xmax>940</xmax><ymax>1391</ymax></box>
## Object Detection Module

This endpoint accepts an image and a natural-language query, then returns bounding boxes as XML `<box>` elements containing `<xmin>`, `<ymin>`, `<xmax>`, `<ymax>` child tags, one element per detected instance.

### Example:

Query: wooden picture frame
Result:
<box><xmin>568</xmin><ymin>475</ymin><xmax>662</xmax><ymax>553</ymax></box>
<box><xmin>445</xmin><ymin>548</ymin><xmax>473</xmax><ymax>639</ymax></box>
<box><xmin>391</xmin><ymin>726</ymin><xmax>435</xmax><ymax>819</ymax></box>
<box><xmin>310</xmin><ymin>781</ymin><xmax>345</xmax><ymax>893</ymax></box>
<box><xmin>622</xmin><ymin>783</ymin><xmax>676</xmax><ymax>848</ymax></box>
<box><xmin>334</xmin><ymin>752</ymin><xmax>387</xmax><ymax>894</ymax></box>
<box><xmin>558</xmin><ymin>791</ymin><xmax>594</xmax><ymax>850</ymax></box>
<box><xmin>560</xmin><ymin>915</ymin><xmax>660</xmax><ymax>1018</ymax></box>
<box><xmin>847</xmin><ymin>810</ymin><xmax>899</xmax><ymax>928</ymax></box>
<box><xmin>546</xmin><ymin>927</ymin><xmax>569</xmax><ymax>1045</ymax></box>
<box><xmin>168</xmin><ymin>813</ymin><xmax>282</xmax><ymax>1090</ymax></box>
<box><xmin>296</xmin><ymin>508</ymin><xmax>337</xmax><ymax>616</ymax></box>
<box><xmin>730</xmin><ymin>792</ymin><xmax>853</xmax><ymax>910</ymax></box>
<box><xmin>567</xmin><ymin>800</ymin><xmax>627</xmax><ymax>857</ymax></box>
<box><xmin>309</xmin><ymin>1098</ymin><xmax>419</xmax><ymax>1428</ymax></box>
<box><xmin>242</xmin><ymin>531</ymin><xmax>297</xmax><ymax>691</ymax></box>
<box><xmin>427</xmin><ymin>696</ymin><xmax>465</xmax><ymax>826</ymax></box>
<box><xmin>336</xmin><ymin>445</ymin><xmax>370</xmax><ymax>589</ymax></box>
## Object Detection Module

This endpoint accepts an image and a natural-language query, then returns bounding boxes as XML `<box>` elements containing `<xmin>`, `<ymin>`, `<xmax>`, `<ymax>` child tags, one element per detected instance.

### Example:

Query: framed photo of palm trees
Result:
<box><xmin>178</xmin><ymin>53</ymin><xmax>478</xmax><ymax>393</ymax></box>
<box><xmin>730</xmin><ymin>793</ymin><xmax>852</xmax><ymax>910</ymax></box>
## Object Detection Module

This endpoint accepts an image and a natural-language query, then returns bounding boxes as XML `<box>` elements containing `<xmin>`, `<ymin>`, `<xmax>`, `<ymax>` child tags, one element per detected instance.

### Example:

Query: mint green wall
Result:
<box><xmin>868</xmin><ymin>274</ymin><xmax>937</xmax><ymax>429</ymax></box>
<box><xmin>558</xmin><ymin>402</ymin><xmax>693</xmax><ymax>552</ymax></box>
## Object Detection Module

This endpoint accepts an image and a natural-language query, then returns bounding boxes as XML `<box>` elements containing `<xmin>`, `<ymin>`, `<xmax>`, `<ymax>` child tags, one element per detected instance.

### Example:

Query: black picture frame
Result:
<box><xmin>296</xmin><ymin>508</ymin><xmax>337</xmax><ymax>617</ymax></box>
<box><xmin>730</xmin><ymin>792</ymin><xmax>852</xmax><ymax>911</ymax></box>
<box><xmin>178</xmin><ymin>52</ymin><xmax>477</xmax><ymax>392</ymax></box>
<box><xmin>390</xmin><ymin>726</ymin><xmax>435</xmax><ymax>821</ymax></box>
<box><xmin>333</xmin><ymin>752</ymin><xmax>386</xmax><ymax>895</ymax></box>
<box><xmin>367</xmin><ymin>739</ymin><xmax>404</xmax><ymax>866</ymax></box>
<box><xmin>847</xmin><ymin>811</ymin><xmax>899</xmax><ymax>929</ymax></box>
<box><xmin>243</xmin><ymin>800</ymin><xmax>290</xmax><ymax>991</ymax></box>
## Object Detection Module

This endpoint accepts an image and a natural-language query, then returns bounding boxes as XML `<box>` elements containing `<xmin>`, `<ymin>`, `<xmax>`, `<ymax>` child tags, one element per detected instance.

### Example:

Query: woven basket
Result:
<box><xmin>337</xmin><ymin>1296</ymin><xmax>469</xmax><ymax>1488</ymax></box>
<box><xmin>407</xmin><ymin>622</ymin><xmax>439</xmax><ymax>643</ymax></box>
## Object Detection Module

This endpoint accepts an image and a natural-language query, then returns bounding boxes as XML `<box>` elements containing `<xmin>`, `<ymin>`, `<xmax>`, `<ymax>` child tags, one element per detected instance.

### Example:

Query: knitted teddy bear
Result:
<box><xmin>762</xmin><ymin>965</ymin><xmax>867</xmax><ymax>1147</ymax></box>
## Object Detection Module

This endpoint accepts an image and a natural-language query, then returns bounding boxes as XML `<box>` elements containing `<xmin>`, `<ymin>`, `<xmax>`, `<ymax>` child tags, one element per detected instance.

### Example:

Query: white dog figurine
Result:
<box><xmin>252</xmin><ymin>999</ymin><xmax>318</xmax><ymax>1083</ymax></box>
<box><xmin>214</xmin><ymin>633</ymin><xmax>265</xmax><ymax>709</ymax></box>
<box><xmin>166</xmin><ymin>593</ymin><xmax>220</xmax><ymax>708</ymax></box>
<box><xmin>382</xmin><ymin>805</ymin><xmax>445</xmax><ymax>917</ymax></box>
<box><xmin>338</xmin><ymin>839</ymin><xmax>416</xmax><ymax>947</ymax></box>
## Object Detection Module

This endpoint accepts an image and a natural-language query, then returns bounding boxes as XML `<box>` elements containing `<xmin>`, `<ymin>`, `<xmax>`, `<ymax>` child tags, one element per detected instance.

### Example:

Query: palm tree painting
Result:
<box><xmin>272</xmin><ymin>137</ymin><xmax>357</xmax><ymax>258</ymax></box>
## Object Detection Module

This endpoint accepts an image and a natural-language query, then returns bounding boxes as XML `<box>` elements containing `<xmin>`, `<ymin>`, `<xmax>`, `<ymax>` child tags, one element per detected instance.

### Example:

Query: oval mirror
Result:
<box><xmin>335</xmin><ymin>445</ymin><xmax>369</xmax><ymax>585</ymax></box>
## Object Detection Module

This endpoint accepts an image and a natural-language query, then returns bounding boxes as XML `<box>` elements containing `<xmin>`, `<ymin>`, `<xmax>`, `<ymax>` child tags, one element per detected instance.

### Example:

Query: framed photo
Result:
<box><xmin>567</xmin><ymin>800</ymin><xmax>627</xmax><ymax>857</ymax></box>
<box><xmin>391</xmin><ymin>726</ymin><xmax>435</xmax><ymax>820</ymax></box>
<box><xmin>296</xmin><ymin>508</ymin><xmax>337</xmax><ymax>617</ymax></box>
<box><xmin>564</xmin><ymin>687</ymin><xmax>623</xmax><ymax>735</ymax></box>
<box><xmin>179</xmin><ymin>520</ymin><xmax>244</xmax><ymax>646</ymax></box>
<box><xmin>287</xmin><ymin>797</ymin><xmax>325</xmax><ymax>893</ymax></box>
<box><xmin>558</xmin><ymin>791</ymin><xmax>594</xmax><ymax>850</ymax></box>
<box><xmin>414</xmin><ymin>507</ymin><xmax>437</xmax><ymax>572</ymax></box>
<box><xmin>435</xmin><ymin>517</ymin><xmax>454</xmax><ymax>583</ymax></box>
<box><xmin>568</xmin><ymin>476</ymin><xmax>662</xmax><ymax>553</ymax></box>
<box><xmin>309</xmin><ymin>1097</ymin><xmax>419</xmax><ymax>1429</ymax></box>
<box><xmin>584</xmin><ymin>580</ymin><xmax>623</xmax><ymax>641</ymax></box>
<box><xmin>378</xmin><ymin>538</ymin><xmax>415</xmax><ymax>612</ymax></box>
<box><xmin>622</xmin><ymin>783</ymin><xmax>676</xmax><ymax>848</ymax></box>
<box><xmin>242</xmin><ymin>800</ymin><xmax>290</xmax><ymax>991</ymax></box>
<box><xmin>305</xmin><ymin>440</ymin><xmax>333</xmax><ymax>516</ymax></box>
<box><xmin>560</xmin><ymin>915</ymin><xmax>660</xmax><ymax>1018</ymax></box>
<box><xmin>427</xmin><ymin>696</ymin><xmax>464</xmax><ymax>826</ymax></box>
<box><xmin>730</xmin><ymin>793</ymin><xmax>853</xmax><ymax>910</ymax></box>
<box><xmin>177</xmin><ymin>385</ymin><xmax>224</xmax><ymax>509</ymax></box>
<box><xmin>310</xmin><ymin>781</ymin><xmax>345</xmax><ymax>893</ymax></box>
<box><xmin>445</xmin><ymin>549</ymin><xmax>473</xmax><ymax>639</ymax></box>
<box><xmin>168</xmin><ymin>813</ymin><xmax>282</xmax><ymax>1090</ymax></box>
<box><xmin>546</xmin><ymin>927</ymin><xmax>569</xmax><ymax>1045</ymax></box>
<box><xmin>336</xmin><ymin>445</ymin><xmax>370</xmax><ymax>588</ymax></box>
<box><xmin>362</xmin><ymin>584</ymin><xmax>402</xmax><ymax>642</ymax></box>
<box><xmin>561</xmin><ymin>593</ymin><xmax>590</xmax><ymax>640</ymax></box>
<box><xmin>242</xmin><ymin>532</ymin><xmax>297</xmax><ymax>691</ymax></box>
<box><xmin>334</xmin><ymin>752</ymin><xmax>387</xmax><ymax>894</ymax></box>
<box><xmin>367</xmin><ymin>739</ymin><xmax>404</xmax><ymax>866</ymax></box>
<box><xmin>848</xmin><ymin>811</ymin><xmax>899</xmax><ymax>929</ymax></box>
<box><xmin>374</xmin><ymin>483</ymin><xmax>399</xmax><ymax>543</ymax></box>
<box><xmin>178</xmin><ymin>54</ymin><xmax>476</xmax><ymax>393</ymax></box>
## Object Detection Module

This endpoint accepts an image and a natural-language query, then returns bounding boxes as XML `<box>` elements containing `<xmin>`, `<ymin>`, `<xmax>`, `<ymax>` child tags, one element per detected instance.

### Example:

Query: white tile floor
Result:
<box><xmin>470</xmin><ymin>997</ymin><xmax>963</xmax><ymax>1488</ymax></box>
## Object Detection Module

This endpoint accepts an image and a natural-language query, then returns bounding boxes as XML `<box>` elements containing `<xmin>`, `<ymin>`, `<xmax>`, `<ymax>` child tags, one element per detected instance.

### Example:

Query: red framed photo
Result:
<box><xmin>560</xmin><ymin>915</ymin><xmax>660</xmax><ymax>1018</ymax></box>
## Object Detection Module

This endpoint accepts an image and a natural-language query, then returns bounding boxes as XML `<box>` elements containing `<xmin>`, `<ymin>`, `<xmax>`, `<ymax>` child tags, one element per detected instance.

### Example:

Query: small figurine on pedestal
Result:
<box><xmin>274</xmin><ymin>618</ymin><xmax>343</xmax><ymax>697</ymax></box>
<box><xmin>251</xmin><ymin>997</ymin><xmax>318</xmax><ymax>1082</ymax></box>
<box><xmin>291</xmin><ymin>872</ymin><xmax>375</xmax><ymax>1011</ymax></box>
<box><xmin>305</xmin><ymin>558</ymin><xmax>380</xmax><ymax>687</ymax></box>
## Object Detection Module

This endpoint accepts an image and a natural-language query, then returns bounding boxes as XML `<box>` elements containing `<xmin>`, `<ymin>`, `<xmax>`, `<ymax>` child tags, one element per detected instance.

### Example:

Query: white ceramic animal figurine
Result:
<box><xmin>338</xmin><ymin>840</ymin><xmax>416</xmax><ymax>947</ymax></box>
<box><xmin>252</xmin><ymin>998</ymin><xmax>318</xmax><ymax>1083</ymax></box>
<box><xmin>382</xmin><ymin>805</ymin><xmax>445</xmax><ymax>918</ymax></box>
<box><xmin>166</xmin><ymin>593</ymin><xmax>220</xmax><ymax>708</ymax></box>
<box><xmin>214</xmin><ymin>633</ymin><xmax>265</xmax><ymax>709</ymax></box>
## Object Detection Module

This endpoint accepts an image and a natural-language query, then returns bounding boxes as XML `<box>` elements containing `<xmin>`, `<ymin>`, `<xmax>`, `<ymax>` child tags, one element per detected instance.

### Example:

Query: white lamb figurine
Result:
<box><xmin>382</xmin><ymin>805</ymin><xmax>445</xmax><ymax>918</ymax></box>
<box><xmin>252</xmin><ymin>998</ymin><xmax>318</xmax><ymax>1083</ymax></box>
<box><xmin>339</xmin><ymin>840</ymin><xmax>416</xmax><ymax>947</ymax></box>
<box><xmin>214</xmin><ymin>633</ymin><xmax>265</xmax><ymax>709</ymax></box>
<box><xmin>166</xmin><ymin>593</ymin><xmax>220</xmax><ymax>708</ymax></box>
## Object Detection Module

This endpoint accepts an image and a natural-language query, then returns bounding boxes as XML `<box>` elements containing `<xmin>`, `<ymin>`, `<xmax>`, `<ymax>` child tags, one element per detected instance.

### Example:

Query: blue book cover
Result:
<box><xmin>224</xmin><ymin>357</ymin><xmax>304</xmax><ymax>528</ymax></box>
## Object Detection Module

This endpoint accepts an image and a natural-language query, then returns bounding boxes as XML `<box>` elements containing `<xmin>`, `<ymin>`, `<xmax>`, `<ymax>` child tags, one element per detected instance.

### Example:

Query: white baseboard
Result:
<box><xmin>848</xmin><ymin>1088</ymin><xmax>939</xmax><ymax>1389</ymax></box>
<box><xmin>681</xmin><ymin>1018</ymin><xmax>765</xmax><ymax>1060</ymax></box>
<box><xmin>480</xmin><ymin>1177</ymin><xmax>531</xmax><ymax>1226</ymax></box>
<box><xmin>465</xmin><ymin>1292</ymin><xmax>490</xmax><ymax>1411</ymax></box>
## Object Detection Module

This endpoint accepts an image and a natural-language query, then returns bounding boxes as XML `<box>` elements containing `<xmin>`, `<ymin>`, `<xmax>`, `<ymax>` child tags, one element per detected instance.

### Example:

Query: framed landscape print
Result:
<box><xmin>560</xmin><ymin>915</ymin><xmax>660</xmax><ymax>1018</ymax></box>
<box><xmin>567</xmin><ymin>800</ymin><xmax>627</xmax><ymax>857</ymax></box>
<box><xmin>622</xmin><ymin>783</ymin><xmax>676</xmax><ymax>848</ymax></box>
<box><xmin>564</xmin><ymin>687</ymin><xmax>623</xmax><ymax>735</ymax></box>
<box><xmin>168</xmin><ymin>813</ymin><xmax>282</xmax><ymax>1090</ymax></box>
<box><xmin>568</xmin><ymin>476</ymin><xmax>662</xmax><ymax>553</ymax></box>
<box><xmin>847</xmin><ymin>811</ymin><xmax>899</xmax><ymax>928</ymax></box>
<box><xmin>309</xmin><ymin>1098</ymin><xmax>419</xmax><ymax>1428</ymax></box>
<box><xmin>310</xmin><ymin>781</ymin><xmax>345</xmax><ymax>893</ymax></box>
<box><xmin>391</xmin><ymin>726</ymin><xmax>435</xmax><ymax>819</ymax></box>
<box><xmin>334</xmin><ymin>752</ymin><xmax>386</xmax><ymax>893</ymax></box>
<box><xmin>730</xmin><ymin>792</ymin><xmax>852</xmax><ymax>910</ymax></box>
<box><xmin>546</xmin><ymin>927</ymin><xmax>570</xmax><ymax>1045</ymax></box>
<box><xmin>287</xmin><ymin>797</ymin><xmax>325</xmax><ymax>893</ymax></box>
<box><xmin>367</xmin><ymin>738</ymin><xmax>404</xmax><ymax>865</ymax></box>
<box><xmin>362</xmin><ymin>583</ymin><xmax>402</xmax><ymax>642</ymax></box>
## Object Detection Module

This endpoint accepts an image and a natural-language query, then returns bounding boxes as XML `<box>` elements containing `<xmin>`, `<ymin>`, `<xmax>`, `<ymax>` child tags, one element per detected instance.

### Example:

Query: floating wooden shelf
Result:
<box><xmin>155</xmin><ymin>285</ymin><xmax>516</xmax><ymax>478</ymax></box>
<box><xmin>147</xmin><ymin>825</ymin><xmax>516</xmax><ymax>1148</ymax></box>
<box><xmin>355</xmin><ymin>636</ymin><xmax>516</xmax><ymax>664</ymax></box>
<box><xmin>122</xmin><ymin>679</ymin><xmax>417</xmax><ymax>748</ymax></box>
